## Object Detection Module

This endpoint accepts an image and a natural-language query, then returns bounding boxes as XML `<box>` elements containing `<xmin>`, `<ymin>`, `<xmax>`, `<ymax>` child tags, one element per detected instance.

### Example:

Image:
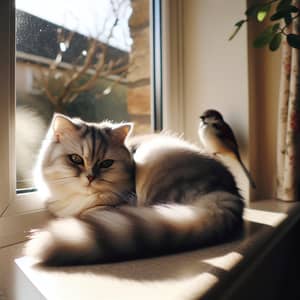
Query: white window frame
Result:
<box><xmin>0</xmin><ymin>0</ymin><xmax>15</xmax><ymax>217</ymax></box>
<box><xmin>0</xmin><ymin>1</ymin><xmax>45</xmax><ymax>211</ymax></box>
<box><xmin>161</xmin><ymin>0</ymin><xmax>185</xmax><ymax>133</ymax></box>
<box><xmin>0</xmin><ymin>0</ymin><xmax>48</xmax><ymax>248</ymax></box>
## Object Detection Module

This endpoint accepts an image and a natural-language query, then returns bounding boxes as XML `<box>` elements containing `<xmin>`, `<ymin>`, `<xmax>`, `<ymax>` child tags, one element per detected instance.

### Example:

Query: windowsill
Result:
<box><xmin>14</xmin><ymin>199</ymin><xmax>300</xmax><ymax>300</ymax></box>
<box><xmin>0</xmin><ymin>211</ymin><xmax>50</xmax><ymax>248</ymax></box>
<box><xmin>0</xmin><ymin>192</ymin><xmax>49</xmax><ymax>248</ymax></box>
<box><xmin>5</xmin><ymin>192</ymin><xmax>46</xmax><ymax>216</ymax></box>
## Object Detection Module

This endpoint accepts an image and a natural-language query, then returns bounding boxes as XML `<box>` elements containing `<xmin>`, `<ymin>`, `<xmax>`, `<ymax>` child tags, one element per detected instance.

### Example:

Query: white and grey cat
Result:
<box><xmin>25</xmin><ymin>114</ymin><xmax>244</xmax><ymax>265</ymax></box>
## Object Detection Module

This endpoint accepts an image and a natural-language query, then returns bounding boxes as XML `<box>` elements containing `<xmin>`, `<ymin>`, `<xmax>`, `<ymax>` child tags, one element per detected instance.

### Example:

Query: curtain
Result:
<box><xmin>276</xmin><ymin>6</ymin><xmax>300</xmax><ymax>201</ymax></box>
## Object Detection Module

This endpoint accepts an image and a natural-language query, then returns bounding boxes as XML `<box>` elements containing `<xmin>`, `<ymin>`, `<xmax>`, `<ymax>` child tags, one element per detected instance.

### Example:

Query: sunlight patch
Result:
<box><xmin>243</xmin><ymin>208</ymin><xmax>287</xmax><ymax>227</ymax></box>
<box><xmin>15</xmin><ymin>257</ymin><xmax>219</xmax><ymax>300</ymax></box>
<box><xmin>203</xmin><ymin>251</ymin><xmax>243</xmax><ymax>271</ymax></box>
<box><xmin>154</xmin><ymin>204</ymin><xmax>198</xmax><ymax>224</ymax></box>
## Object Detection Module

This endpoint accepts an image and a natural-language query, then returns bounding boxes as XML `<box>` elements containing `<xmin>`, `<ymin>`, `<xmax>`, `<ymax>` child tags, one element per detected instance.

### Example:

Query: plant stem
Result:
<box><xmin>279</xmin><ymin>13</ymin><xmax>300</xmax><ymax>35</ymax></box>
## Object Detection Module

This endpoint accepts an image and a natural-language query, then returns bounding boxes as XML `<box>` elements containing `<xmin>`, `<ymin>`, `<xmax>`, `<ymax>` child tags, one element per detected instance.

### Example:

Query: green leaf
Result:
<box><xmin>270</xmin><ymin>5</ymin><xmax>299</xmax><ymax>21</ymax></box>
<box><xmin>287</xmin><ymin>34</ymin><xmax>300</xmax><ymax>49</ymax></box>
<box><xmin>270</xmin><ymin>11</ymin><xmax>284</xmax><ymax>21</ymax></box>
<box><xmin>276</xmin><ymin>0</ymin><xmax>292</xmax><ymax>11</ymax></box>
<box><xmin>272</xmin><ymin>23</ymin><xmax>281</xmax><ymax>33</ymax></box>
<box><xmin>253</xmin><ymin>25</ymin><xmax>276</xmax><ymax>48</ymax></box>
<box><xmin>235</xmin><ymin>20</ymin><xmax>245</xmax><ymax>27</ymax></box>
<box><xmin>229</xmin><ymin>20</ymin><xmax>245</xmax><ymax>41</ymax></box>
<box><xmin>269</xmin><ymin>33</ymin><xmax>282</xmax><ymax>51</ymax></box>
<box><xmin>257</xmin><ymin>11</ymin><xmax>267</xmax><ymax>22</ymax></box>
<box><xmin>245</xmin><ymin>4</ymin><xmax>260</xmax><ymax>17</ymax></box>
<box><xmin>257</xmin><ymin>4</ymin><xmax>271</xmax><ymax>22</ymax></box>
<box><xmin>289</xmin><ymin>5</ymin><xmax>299</xmax><ymax>13</ymax></box>
<box><xmin>284</xmin><ymin>14</ymin><xmax>292</xmax><ymax>26</ymax></box>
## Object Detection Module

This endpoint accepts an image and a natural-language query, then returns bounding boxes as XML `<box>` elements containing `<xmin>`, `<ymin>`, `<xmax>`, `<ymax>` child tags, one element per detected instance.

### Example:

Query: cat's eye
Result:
<box><xmin>99</xmin><ymin>159</ymin><xmax>114</xmax><ymax>168</ymax></box>
<box><xmin>68</xmin><ymin>154</ymin><xmax>84</xmax><ymax>165</ymax></box>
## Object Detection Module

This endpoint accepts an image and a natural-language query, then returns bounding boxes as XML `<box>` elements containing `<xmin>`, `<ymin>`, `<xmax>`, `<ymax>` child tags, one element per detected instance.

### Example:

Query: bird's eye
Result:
<box><xmin>99</xmin><ymin>159</ymin><xmax>114</xmax><ymax>168</ymax></box>
<box><xmin>68</xmin><ymin>154</ymin><xmax>84</xmax><ymax>165</ymax></box>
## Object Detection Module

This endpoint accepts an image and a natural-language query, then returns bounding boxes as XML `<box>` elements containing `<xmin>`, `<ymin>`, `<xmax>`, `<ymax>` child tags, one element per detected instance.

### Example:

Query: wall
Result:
<box><xmin>128</xmin><ymin>0</ymin><xmax>152</xmax><ymax>134</ymax></box>
<box><xmin>181</xmin><ymin>0</ymin><xmax>250</xmax><ymax>199</ymax></box>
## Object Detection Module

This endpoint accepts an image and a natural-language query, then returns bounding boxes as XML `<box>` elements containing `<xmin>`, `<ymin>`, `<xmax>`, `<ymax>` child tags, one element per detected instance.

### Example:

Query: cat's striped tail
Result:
<box><xmin>25</xmin><ymin>191</ymin><xmax>244</xmax><ymax>266</ymax></box>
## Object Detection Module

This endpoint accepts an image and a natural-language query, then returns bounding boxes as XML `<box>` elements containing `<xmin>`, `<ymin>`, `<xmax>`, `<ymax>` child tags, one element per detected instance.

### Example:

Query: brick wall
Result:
<box><xmin>128</xmin><ymin>0</ymin><xmax>152</xmax><ymax>134</ymax></box>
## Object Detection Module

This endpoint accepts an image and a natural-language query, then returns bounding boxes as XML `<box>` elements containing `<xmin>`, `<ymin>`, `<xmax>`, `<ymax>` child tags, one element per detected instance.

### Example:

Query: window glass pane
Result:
<box><xmin>16</xmin><ymin>0</ymin><xmax>152</xmax><ymax>189</ymax></box>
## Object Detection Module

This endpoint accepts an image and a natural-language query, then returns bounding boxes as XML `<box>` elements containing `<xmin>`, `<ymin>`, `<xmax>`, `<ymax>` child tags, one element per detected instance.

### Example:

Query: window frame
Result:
<box><xmin>0</xmin><ymin>0</ymin><xmax>171</xmax><ymax>246</ymax></box>
<box><xmin>0</xmin><ymin>0</ymin><xmax>47</xmax><ymax>220</ymax></box>
<box><xmin>151</xmin><ymin>0</ymin><xmax>163</xmax><ymax>131</ymax></box>
<box><xmin>0</xmin><ymin>0</ymin><xmax>16</xmax><ymax>217</ymax></box>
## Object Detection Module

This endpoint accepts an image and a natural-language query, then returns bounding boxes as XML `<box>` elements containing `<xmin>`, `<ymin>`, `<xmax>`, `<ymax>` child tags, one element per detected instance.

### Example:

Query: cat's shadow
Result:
<box><xmin>34</xmin><ymin>221</ymin><xmax>270</xmax><ymax>282</ymax></box>
<box><xmin>36</xmin><ymin>244</ymin><xmax>232</xmax><ymax>281</ymax></box>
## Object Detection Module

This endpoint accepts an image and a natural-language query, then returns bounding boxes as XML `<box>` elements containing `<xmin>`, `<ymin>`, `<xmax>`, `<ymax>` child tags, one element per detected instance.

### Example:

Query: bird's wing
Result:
<box><xmin>213</xmin><ymin>122</ymin><xmax>239</xmax><ymax>155</ymax></box>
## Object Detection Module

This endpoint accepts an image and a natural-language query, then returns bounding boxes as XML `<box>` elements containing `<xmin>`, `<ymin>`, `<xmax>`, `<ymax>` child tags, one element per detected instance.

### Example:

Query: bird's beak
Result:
<box><xmin>199</xmin><ymin>115</ymin><xmax>207</xmax><ymax>125</ymax></box>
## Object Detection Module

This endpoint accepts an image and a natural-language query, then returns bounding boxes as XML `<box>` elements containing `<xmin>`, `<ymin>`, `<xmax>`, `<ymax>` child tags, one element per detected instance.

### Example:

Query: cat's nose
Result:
<box><xmin>87</xmin><ymin>175</ymin><xmax>95</xmax><ymax>183</ymax></box>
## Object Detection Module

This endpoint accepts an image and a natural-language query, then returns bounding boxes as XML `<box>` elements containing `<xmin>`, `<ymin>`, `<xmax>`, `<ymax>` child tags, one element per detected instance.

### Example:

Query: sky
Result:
<box><xmin>16</xmin><ymin>0</ymin><xmax>133</xmax><ymax>51</ymax></box>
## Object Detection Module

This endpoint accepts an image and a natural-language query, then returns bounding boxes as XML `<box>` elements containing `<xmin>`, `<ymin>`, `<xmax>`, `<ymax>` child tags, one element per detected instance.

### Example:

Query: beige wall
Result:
<box><xmin>181</xmin><ymin>0</ymin><xmax>250</xmax><ymax>199</ymax></box>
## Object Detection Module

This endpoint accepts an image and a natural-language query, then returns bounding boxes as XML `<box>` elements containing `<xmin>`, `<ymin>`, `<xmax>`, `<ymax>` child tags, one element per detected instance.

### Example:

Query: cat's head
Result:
<box><xmin>36</xmin><ymin>114</ymin><xmax>135</xmax><ymax>217</ymax></box>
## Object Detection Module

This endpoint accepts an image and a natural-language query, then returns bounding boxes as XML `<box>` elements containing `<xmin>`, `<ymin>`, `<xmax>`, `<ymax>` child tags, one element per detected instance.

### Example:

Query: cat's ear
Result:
<box><xmin>111</xmin><ymin>123</ymin><xmax>133</xmax><ymax>144</ymax></box>
<box><xmin>52</xmin><ymin>114</ymin><xmax>78</xmax><ymax>142</ymax></box>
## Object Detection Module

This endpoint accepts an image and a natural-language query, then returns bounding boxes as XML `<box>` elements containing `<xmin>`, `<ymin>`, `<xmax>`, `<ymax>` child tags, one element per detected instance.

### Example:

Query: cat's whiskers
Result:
<box><xmin>48</xmin><ymin>176</ymin><xmax>77</xmax><ymax>184</ymax></box>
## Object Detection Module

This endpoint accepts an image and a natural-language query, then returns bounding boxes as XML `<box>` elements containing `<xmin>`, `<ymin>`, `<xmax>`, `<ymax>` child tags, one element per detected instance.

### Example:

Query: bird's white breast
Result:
<box><xmin>198</xmin><ymin>124</ymin><xmax>226</xmax><ymax>154</ymax></box>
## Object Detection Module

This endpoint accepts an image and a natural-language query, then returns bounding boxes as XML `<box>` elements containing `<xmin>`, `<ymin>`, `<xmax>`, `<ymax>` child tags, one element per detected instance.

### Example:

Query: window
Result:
<box><xmin>15</xmin><ymin>0</ymin><xmax>155</xmax><ymax>190</ymax></box>
<box><xmin>0</xmin><ymin>0</ymin><xmax>163</xmax><ymax>220</ymax></box>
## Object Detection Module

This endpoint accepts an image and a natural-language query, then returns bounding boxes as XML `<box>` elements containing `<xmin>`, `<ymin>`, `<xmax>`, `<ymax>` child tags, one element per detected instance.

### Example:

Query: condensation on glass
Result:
<box><xmin>16</xmin><ymin>0</ymin><xmax>151</xmax><ymax>189</ymax></box>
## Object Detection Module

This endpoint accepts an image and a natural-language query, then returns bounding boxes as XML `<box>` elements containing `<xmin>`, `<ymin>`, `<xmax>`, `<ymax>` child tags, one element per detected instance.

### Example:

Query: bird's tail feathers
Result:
<box><xmin>236</xmin><ymin>154</ymin><xmax>256</xmax><ymax>189</ymax></box>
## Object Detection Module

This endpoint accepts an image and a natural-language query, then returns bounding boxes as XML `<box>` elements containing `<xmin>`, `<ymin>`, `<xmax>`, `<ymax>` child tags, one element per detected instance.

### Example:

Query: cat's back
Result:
<box><xmin>131</xmin><ymin>133</ymin><xmax>238</xmax><ymax>205</ymax></box>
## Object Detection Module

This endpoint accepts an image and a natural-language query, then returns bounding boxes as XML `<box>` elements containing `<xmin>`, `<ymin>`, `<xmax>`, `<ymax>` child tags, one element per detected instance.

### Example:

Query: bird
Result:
<box><xmin>198</xmin><ymin>109</ymin><xmax>256</xmax><ymax>189</ymax></box>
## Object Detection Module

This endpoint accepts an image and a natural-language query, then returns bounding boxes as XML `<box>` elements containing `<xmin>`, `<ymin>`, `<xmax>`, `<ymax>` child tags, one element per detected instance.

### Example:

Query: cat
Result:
<box><xmin>25</xmin><ymin>113</ymin><xmax>244</xmax><ymax>265</ymax></box>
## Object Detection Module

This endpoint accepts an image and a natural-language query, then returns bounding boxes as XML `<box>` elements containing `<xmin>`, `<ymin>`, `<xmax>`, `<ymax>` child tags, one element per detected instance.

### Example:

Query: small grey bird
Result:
<box><xmin>198</xmin><ymin>109</ymin><xmax>256</xmax><ymax>189</ymax></box>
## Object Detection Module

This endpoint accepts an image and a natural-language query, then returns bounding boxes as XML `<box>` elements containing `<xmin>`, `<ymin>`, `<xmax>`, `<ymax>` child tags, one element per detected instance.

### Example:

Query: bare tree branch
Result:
<box><xmin>36</xmin><ymin>0</ymin><xmax>132</xmax><ymax>112</ymax></box>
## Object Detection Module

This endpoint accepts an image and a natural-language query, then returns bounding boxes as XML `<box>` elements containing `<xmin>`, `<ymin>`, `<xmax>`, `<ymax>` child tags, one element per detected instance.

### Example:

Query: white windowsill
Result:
<box><xmin>0</xmin><ymin>211</ymin><xmax>50</xmax><ymax>248</ymax></box>
<box><xmin>5</xmin><ymin>192</ymin><xmax>45</xmax><ymax>216</ymax></box>
<box><xmin>13</xmin><ymin>199</ymin><xmax>300</xmax><ymax>300</ymax></box>
<box><xmin>0</xmin><ymin>192</ymin><xmax>50</xmax><ymax>248</ymax></box>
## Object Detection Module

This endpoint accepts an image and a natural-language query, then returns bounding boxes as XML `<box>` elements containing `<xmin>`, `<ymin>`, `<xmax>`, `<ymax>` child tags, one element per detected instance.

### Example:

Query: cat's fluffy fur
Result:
<box><xmin>25</xmin><ymin>114</ymin><xmax>244</xmax><ymax>265</ymax></box>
